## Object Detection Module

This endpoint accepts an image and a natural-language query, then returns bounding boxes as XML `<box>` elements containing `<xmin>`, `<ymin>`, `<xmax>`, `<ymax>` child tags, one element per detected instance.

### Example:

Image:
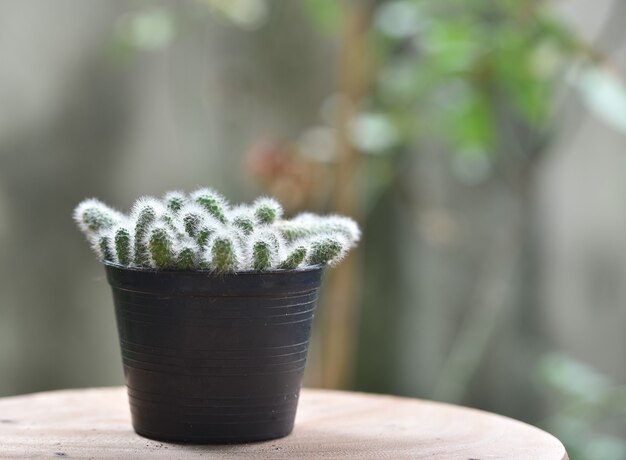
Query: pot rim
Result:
<box><xmin>102</xmin><ymin>261</ymin><xmax>324</xmax><ymax>277</ymax></box>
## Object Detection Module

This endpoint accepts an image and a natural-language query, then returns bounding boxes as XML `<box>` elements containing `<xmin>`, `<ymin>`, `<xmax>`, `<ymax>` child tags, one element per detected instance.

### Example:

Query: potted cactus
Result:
<box><xmin>73</xmin><ymin>188</ymin><xmax>359</xmax><ymax>444</ymax></box>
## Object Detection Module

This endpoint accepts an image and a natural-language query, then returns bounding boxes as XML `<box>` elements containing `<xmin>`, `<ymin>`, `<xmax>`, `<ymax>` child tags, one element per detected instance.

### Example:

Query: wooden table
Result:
<box><xmin>0</xmin><ymin>387</ymin><xmax>567</xmax><ymax>459</ymax></box>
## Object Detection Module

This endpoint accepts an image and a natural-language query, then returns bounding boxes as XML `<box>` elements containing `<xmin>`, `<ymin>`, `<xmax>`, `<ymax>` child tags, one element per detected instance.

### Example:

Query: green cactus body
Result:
<box><xmin>176</xmin><ymin>245</ymin><xmax>197</xmax><ymax>270</ymax></box>
<box><xmin>210</xmin><ymin>235</ymin><xmax>239</xmax><ymax>272</ymax></box>
<box><xmin>278</xmin><ymin>246</ymin><xmax>307</xmax><ymax>270</ymax></box>
<box><xmin>265</xmin><ymin>228</ymin><xmax>285</xmax><ymax>251</ymax></box>
<box><xmin>308</xmin><ymin>236</ymin><xmax>345</xmax><ymax>266</ymax></box>
<box><xmin>233</xmin><ymin>214</ymin><xmax>254</xmax><ymax>235</ymax></box>
<box><xmin>196</xmin><ymin>226</ymin><xmax>212</xmax><ymax>249</ymax></box>
<box><xmin>83</xmin><ymin>208</ymin><xmax>117</xmax><ymax>232</ymax></box>
<box><xmin>192</xmin><ymin>189</ymin><xmax>228</xmax><ymax>224</ymax></box>
<box><xmin>252</xmin><ymin>241</ymin><xmax>272</xmax><ymax>271</ymax></box>
<box><xmin>161</xmin><ymin>213</ymin><xmax>174</xmax><ymax>226</ymax></box>
<box><xmin>183</xmin><ymin>213</ymin><xmax>202</xmax><ymax>237</ymax></box>
<box><xmin>276</xmin><ymin>221</ymin><xmax>310</xmax><ymax>243</ymax></box>
<box><xmin>198</xmin><ymin>198</ymin><xmax>226</xmax><ymax>223</ymax></box>
<box><xmin>247</xmin><ymin>228</ymin><xmax>282</xmax><ymax>270</ymax></box>
<box><xmin>177</xmin><ymin>203</ymin><xmax>205</xmax><ymax>238</ymax></box>
<box><xmin>114</xmin><ymin>227</ymin><xmax>133</xmax><ymax>266</ymax></box>
<box><xmin>160</xmin><ymin>212</ymin><xmax>186</xmax><ymax>239</ymax></box>
<box><xmin>195</xmin><ymin>215</ymin><xmax>221</xmax><ymax>249</ymax></box>
<box><xmin>198</xmin><ymin>259</ymin><xmax>211</xmax><ymax>270</ymax></box>
<box><xmin>148</xmin><ymin>226</ymin><xmax>174</xmax><ymax>268</ymax></box>
<box><xmin>196</xmin><ymin>211</ymin><xmax>221</xmax><ymax>246</ymax></box>
<box><xmin>164</xmin><ymin>191</ymin><xmax>186</xmax><ymax>213</ymax></box>
<box><xmin>74</xmin><ymin>190</ymin><xmax>359</xmax><ymax>272</ymax></box>
<box><xmin>253</xmin><ymin>197</ymin><xmax>283</xmax><ymax>225</ymax></box>
<box><xmin>98</xmin><ymin>233</ymin><xmax>115</xmax><ymax>262</ymax></box>
<box><xmin>132</xmin><ymin>201</ymin><xmax>161</xmax><ymax>267</ymax></box>
<box><xmin>73</xmin><ymin>199</ymin><xmax>122</xmax><ymax>235</ymax></box>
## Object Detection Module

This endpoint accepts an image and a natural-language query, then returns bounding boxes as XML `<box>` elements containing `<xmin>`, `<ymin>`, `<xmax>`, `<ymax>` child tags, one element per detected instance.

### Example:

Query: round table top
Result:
<box><xmin>0</xmin><ymin>387</ymin><xmax>567</xmax><ymax>459</ymax></box>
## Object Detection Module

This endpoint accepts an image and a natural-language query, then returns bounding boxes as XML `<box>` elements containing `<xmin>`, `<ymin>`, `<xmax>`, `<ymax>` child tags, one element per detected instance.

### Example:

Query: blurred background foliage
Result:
<box><xmin>0</xmin><ymin>0</ymin><xmax>625</xmax><ymax>458</ymax></box>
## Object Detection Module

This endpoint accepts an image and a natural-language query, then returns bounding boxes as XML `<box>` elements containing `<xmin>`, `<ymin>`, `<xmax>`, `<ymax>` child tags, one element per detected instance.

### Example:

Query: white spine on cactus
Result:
<box><xmin>252</xmin><ymin>197</ymin><xmax>284</xmax><ymax>225</ymax></box>
<box><xmin>163</xmin><ymin>190</ymin><xmax>187</xmax><ymax>213</ymax></box>
<box><xmin>73</xmin><ymin>198</ymin><xmax>124</xmax><ymax>235</ymax></box>
<box><xmin>130</xmin><ymin>197</ymin><xmax>168</xmax><ymax>267</ymax></box>
<box><xmin>111</xmin><ymin>222</ymin><xmax>134</xmax><ymax>266</ymax></box>
<box><xmin>74</xmin><ymin>190</ymin><xmax>360</xmax><ymax>272</ymax></box>
<box><xmin>229</xmin><ymin>205</ymin><xmax>256</xmax><ymax>235</ymax></box>
<box><xmin>190</xmin><ymin>187</ymin><xmax>230</xmax><ymax>224</ymax></box>
<box><xmin>174</xmin><ymin>237</ymin><xmax>201</xmax><ymax>270</ymax></box>
<box><xmin>291</xmin><ymin>214</ymin><xmax>360</xmax><ymax>247</ymax></box>
<box><xmin>90</xmin><ymin>227</ymin><xmax>115</xmax><ymax>261</ymax></box>
<box><xmin>292</xmin><ymin>212</ymin><xmax>318</xmax><ymax>223</ymax></box>
<box><xmin>145</xmin><ymin>222</ymin><xmax>176</xmax><ymax>269</ymax></box>
<box><xmin>130</xmin><ymin>196</ymin><xmax>167</xmax><ymax>222</ymax></box>
<box><xmin>306</xmin><ymin>232</ymin><xmax>349</xmax><ymax>266</ymax></box>
<box><xmin>160</xmin><ymin>212</ymin><xmax>186</xmax><ymax>239</ymax></box>
<box><xmin>318</xmin><ymin>215</ymin><xmax>361</xmax><ymax>248</ymax></box>
<box><xmin>204</xmin><ymin>229</ymin><xmax>244</xmax><ymax>273</ymax></box>
<box><xmin>229</xmin><ymin>204</ymin><xmax>254</xmax><ymax>217</ymax></box>
<box><xmin>246</xmin><ymin>227</ymin><xmax>285</xmax><ymax>270</ymax></box>
<box><xmin>178</xmin><ymin>202</ymin><xmax>210</xmax><ymax>237</ymax></box>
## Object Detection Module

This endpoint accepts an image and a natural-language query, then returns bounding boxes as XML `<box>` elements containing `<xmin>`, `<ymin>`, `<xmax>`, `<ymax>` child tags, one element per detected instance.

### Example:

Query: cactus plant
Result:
<box><xmin>278</xmin><ymin>245</ymin><xmax>307</xmax><ymax>270</ymax></box>
<box><xmin>247</xmin><ymin>228</ymin><xmax>282</xmax><ymax>271</ymax></box>
<box><xmin>230</xmin><ymin>206</ymin><xmax>255</xmax><ymax>235</ymax></box>
<box><xmin>148</xmin><ymin>224</ymin><xmax>175</xmax><ymax>269</ymax></box>
<box><xmin>175</xmin><ymin>241</ymin><xmax>198</xmax><ymax>270</ymax></box>
<box><xmin>113</xmin><ymin>225</ymin><xmax>133</xmax><ymax>266</ymax></box>
<box><xmin>179</xmin><ymin>203</ymin><xmax>207</xmax><ymax>238</ymax></box>
<box><xmin>163</xmin><ymin>190</ymin><xmax>186</xmax><ymax>213</ymax></box>
<box><xmin>307</xmin><ymin>235</ymin><xmax>347</xmax><ymax>266</ymax></box>
<box><xmin>253</xmin><ymin>197</ymin><xmax>283</xmax><ymax>225</ymax></box>
<box><xmin>73</xmin><ymin>199</ymin><xmax>124</xmax><ymax>236</ymax></box>
<box><xmin>191</xmin><ymin>188</ymin><xmax>229</xmax><ymax>224</ymax></box>
<box><xmin>96</xmin><ymin>232</ymin><xmax>115</xmax><ymax>262</ymax></box>
<box><xmin>131</xmin><ymin>198</ymin><xmax>165</xmax><ymax>267</ymax></box>
<box><xmin>74</xmin><ymin>188</ymin><xmax>360</xmax><ymax>272</ymax></box>
<box><xmin>208</xmin><ymin>232</ymin><xmax>241</xmax><ymax>273</ymax></box>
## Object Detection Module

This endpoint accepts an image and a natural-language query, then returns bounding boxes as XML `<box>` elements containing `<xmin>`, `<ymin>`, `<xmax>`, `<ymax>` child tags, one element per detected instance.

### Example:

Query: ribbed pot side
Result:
<box><xmin>104</xmin><ymin>263</ymin><xmax>323</xmax><ymax>444</ymax></box>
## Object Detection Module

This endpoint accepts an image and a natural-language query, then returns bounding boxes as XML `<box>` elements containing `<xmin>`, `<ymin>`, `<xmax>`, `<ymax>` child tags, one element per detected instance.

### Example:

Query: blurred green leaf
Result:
<box><xmin>116</xmin><ymin>8</ymin><xmax>175</xmax><ymax>51</ymax></box>
<box><xmin>550</xmin><ymin>416</ymin><xmax>626</xmax><ymax>460</ymax></box>
<box><xmin>445</xmin><ymin>88</ymin><xmax>495</xmax><ymax>152</ymax></box>
<box><xmin>423</xmin><ymin>18</ymin><xmax>486</xmax><ymax>73</ymax></box>
<box><xmin>538</xmin><ymin>353</ymin><xmax>611</xmax><ymax>404</ymax></box>
<box><xmin>492</xmin><ymin>28</ymin><xmax>551</xmax><ymax>123</ymax></box>
<box><xmin>537</xmin><ymin>354</ymin><xmax>626</xmax><ymax>460</ymax></box>
<box><xmin>362</xmin><ymin>0</ymin><xmax>583</xmax><ymax>159</ymax></box>
<box><xmin>300</xmin><ymin>0</ymin><xmax>341</xmax><ymax>34</ymax></box>
<box><xmin>198</xmin><ymin>0</ymin><xmax>268</xmax><ymax>29</ymax></box>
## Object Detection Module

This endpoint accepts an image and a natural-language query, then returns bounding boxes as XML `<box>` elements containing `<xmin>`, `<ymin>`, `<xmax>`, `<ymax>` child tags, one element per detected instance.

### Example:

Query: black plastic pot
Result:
<box><xmin>104</xmin><ymin>262</ymin><xmax>323</xmax><ymax>444</ymax></box>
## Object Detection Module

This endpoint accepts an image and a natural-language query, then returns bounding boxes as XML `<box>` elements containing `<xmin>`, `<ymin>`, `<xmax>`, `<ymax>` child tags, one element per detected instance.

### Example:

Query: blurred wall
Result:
<box><xmin>541</xmin><ymin>0</ymin><xmax>626</xmax><ymax>383</ymax></box>
<box><xmin>0</xmin><ymin>0</ymin><xmax>335</xmax><ymax>396</ymax></box>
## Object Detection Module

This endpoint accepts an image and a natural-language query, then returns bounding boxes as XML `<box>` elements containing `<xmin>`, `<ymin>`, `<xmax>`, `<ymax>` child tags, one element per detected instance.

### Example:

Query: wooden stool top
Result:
<box><xmin>0</xmin><ymin>387</ymin><xmax>567</xmax><ymax>459</ymax></box>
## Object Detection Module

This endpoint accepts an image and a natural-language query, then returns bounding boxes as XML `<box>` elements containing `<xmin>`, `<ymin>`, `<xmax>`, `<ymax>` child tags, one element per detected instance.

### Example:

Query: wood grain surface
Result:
<box><xmin>0</xmin><ymin>387</ymin><xmax>567</xmax><ymax>459</ymax></box>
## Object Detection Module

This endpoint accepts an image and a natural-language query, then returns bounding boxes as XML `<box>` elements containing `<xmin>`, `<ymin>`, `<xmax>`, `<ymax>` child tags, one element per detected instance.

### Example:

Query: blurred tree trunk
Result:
<box><xmin>308</xmin><ymin>1</ymin><xmax>371</xmax><ymax>388</ymax></box>
<box><xmin>312</xmin><ymin>0</ymin><xmax>372</xmax><ymax>390</ymax></box>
